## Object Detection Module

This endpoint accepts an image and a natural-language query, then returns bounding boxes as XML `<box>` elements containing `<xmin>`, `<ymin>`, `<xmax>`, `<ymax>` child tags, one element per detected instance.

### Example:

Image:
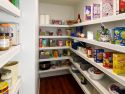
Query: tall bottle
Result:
<box><xmin>77</xmin><ymin>14</ymin><xmax>82</xmax><ymax>23</ymax></box>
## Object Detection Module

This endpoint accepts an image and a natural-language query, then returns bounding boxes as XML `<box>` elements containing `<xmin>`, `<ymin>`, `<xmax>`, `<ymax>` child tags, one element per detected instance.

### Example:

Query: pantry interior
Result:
<box><xmin>39</xmin><ymin>0</ymin><xmax>125</xmax><ymax>94</ymax></box>
<box><xmin>1</xmin><ymin>0</ymin><xmax>125</xmax><ymax>94</ymax></box>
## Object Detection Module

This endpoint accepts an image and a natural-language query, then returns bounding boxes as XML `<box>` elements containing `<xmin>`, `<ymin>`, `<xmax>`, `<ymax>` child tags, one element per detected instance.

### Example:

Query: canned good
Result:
<box><xmin>86</xmin><ymin>47</ymin><xmax>92</xmax><ymax>58</ymax></box>
<box><xmin>103</xmin><ymin>52</ymin><xmax>113</xmax><ymax>68</ymax></box>
<box><xmin>57</xmin><ymin>40</ymin><xmax>63</xmax><ymax>46</ymax></box>
<box><xmin>94</xmin><ymin>49</ymin><xmax>104</xmax><ymax>63</ymax></box>
<box><xmin>66</xmin><ymin>40</ymin><xmax>72</xmax><ymax>47</ymax></box>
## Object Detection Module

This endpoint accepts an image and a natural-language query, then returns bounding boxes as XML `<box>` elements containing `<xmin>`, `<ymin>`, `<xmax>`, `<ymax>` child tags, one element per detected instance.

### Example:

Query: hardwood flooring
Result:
<box><xmin>39</xmin><ymin>74</ymin><xmax>85</xmax><ymax>94</ymax></box>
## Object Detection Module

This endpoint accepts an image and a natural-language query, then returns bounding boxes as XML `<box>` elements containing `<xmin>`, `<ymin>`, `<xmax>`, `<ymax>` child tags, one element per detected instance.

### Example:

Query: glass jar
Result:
<box><xmin>0</xmin><ymin>24</ymin><xmax>11</xmax><ymax>33</ymax></box>
<box><xmin>0</xmin><ymin>33</ymin><xmax>10</xmax><ymax>51</ymax></box>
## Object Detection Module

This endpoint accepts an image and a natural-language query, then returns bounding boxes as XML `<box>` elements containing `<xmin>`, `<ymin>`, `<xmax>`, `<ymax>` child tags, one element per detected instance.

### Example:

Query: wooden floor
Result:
<box><xmin>39</xmin><ymin>74</ymin><xmax>85</xmax><ymax>94</ymax></box>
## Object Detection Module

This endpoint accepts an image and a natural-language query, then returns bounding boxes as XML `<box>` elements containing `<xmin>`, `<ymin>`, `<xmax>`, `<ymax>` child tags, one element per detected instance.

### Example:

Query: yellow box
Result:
<box><xmin>113</xmin><ymin>53</ymin><xmax>125</xmax><ymax>74</ymax></box>
<box><xmin>0</xmin><ymin>82</ymin><xmax>8</xmax><ymax>94</ymax></box>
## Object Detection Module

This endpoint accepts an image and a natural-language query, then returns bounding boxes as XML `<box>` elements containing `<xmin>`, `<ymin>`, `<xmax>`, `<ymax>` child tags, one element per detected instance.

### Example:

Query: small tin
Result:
<box><xmin>94</xmin><ymin>49</ymin><xmax>104</xmax><ymax>63</ymax></box>
<box><xmin>103</xmin><ymin>52</ymin><xmax>113</xmax><ymax>68</ymax></box>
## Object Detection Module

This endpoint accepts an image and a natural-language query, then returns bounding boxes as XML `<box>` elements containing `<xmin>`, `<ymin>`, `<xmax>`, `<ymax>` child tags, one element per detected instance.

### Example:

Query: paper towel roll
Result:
<box><xmin>45</xmin><ymin>15</ymin><xmax>50</xmax><ymax>25</ymax></box>
<box><xmin>40</xmin><ymin>15</ymin><xmax>45</xmax><ymax>25</ymax></box>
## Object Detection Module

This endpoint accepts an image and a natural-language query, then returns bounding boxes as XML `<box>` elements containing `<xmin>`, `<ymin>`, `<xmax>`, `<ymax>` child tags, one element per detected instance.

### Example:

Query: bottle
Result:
<box><xmin>77</xmin><ymin>14</ymin><xmax>82</xmax><ymax>23</ymax></box>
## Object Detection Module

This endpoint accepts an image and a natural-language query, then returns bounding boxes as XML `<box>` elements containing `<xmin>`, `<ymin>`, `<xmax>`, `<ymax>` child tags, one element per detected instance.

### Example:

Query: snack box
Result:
<box><xmin>103</xmin><ymin>52</ymin><xmax>113</xmax><ymax>68</ymax></box>
<box><xmin>114</xmin><ymin>27</ymin><xmax>125</xmax><ymax>46</ymax></box>
<box><xmin>94</xmin><ymin>49</ymin><xmax>104</xmax><ymax>63</ymax></box>
<box><xmin>113</xmin><ymin>53</ymin><xmax>125</xmax><ymax>74</ymax></box>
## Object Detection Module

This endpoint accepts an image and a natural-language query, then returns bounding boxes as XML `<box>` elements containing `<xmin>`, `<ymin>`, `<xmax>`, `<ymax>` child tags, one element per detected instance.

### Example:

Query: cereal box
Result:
<box><xmin>93</xmin><ymin>4</ymin><xmax>100</xmax><ymax>20</ymax></box>
<box><xmin>113</xmin><ymin>53</ymin><xmax>125</xmax><ymax>74</ymax></box>
<box><xmin>102</xmin><ymin>0</ymin><xmax>113</xmax><ymax>17</ymax></box>
<box><xmin>94</xmin><ymin>49</ymin><xmax>104</xmax><ymax>63</ymax></box>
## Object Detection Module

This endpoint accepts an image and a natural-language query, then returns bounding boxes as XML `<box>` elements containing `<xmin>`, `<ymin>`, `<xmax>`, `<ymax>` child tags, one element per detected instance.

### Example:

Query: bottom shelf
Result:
<box><xmin>39</xmin><ymin>66</ymin><xmax>69</xmax><ymax>74</ymax></box>
<box><xmin>69</xmin><ymin>69</ymin><xmax>93</xmax><ymax>94</ymax></box>
<box><xmin>39</xmin><ymin>66</ymin><xmax>70</xmax><ymax>78</ymax></box>
<box><xmin>70</xmin><ymin>59</ymin><xmax>114</xmax><ymax>94</ymax></box>
<box><xmin>10</xmin><ymin>77</ymin><xmax>21</xmax><ymax>94</ymax></box>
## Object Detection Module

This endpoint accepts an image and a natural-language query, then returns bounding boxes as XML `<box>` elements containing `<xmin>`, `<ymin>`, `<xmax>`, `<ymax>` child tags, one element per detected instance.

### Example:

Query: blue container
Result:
<box><xmin>94</xmin><ymin>49</ymin><xmax>104</xmax><ymax>63</ymax></box>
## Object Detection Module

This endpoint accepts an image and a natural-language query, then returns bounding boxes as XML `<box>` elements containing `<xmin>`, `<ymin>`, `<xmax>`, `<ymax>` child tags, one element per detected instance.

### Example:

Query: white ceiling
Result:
<box><xmin>39</xmin><ymin>0</ymin><xmax>81</xmax><ymax>6</ymax></box>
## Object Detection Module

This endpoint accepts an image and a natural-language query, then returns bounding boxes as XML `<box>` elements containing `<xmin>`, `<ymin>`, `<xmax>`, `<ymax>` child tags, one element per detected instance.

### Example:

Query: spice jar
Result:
<box><xmin>0</xmin><ymin>33</ymin><xmax>10</xmax><ymax>51</ymax></box>
<box><xmin>57</xmin><ymin>40</ymin><xmax>63</xmax><ymax>46</ymax></box>
<box><xmin>57</xmin><ymin>29</ymin><xmax>62</xmax><ymax>36</ymax></box>
<box><xmin>53</xmin><ymin>50</ymin><xmax>59</xmax><ymax>58</ymax></box>
<box><xmin>86</xmin><ymin>47</ymin><xmax>92</xmax><ymax>58</ymax></box>
<box><xmin>66</xmin><ymin>29</ymin><xmax>71</xmax><ymax>36</ymax></box>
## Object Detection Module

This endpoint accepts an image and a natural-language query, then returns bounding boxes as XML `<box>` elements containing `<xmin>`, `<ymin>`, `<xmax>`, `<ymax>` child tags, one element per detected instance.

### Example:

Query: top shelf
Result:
<box><xmin>40</xmin><ymin>24</ymin><xmax>70</xmax><ymax>28</ymax></box>
<box><xmin>72</xmin><ymin>14</ymin><xmax>125</xmax><ymax>27</ymax></box>
<box><xmin>41</xmin><ymin>14</ymin><xmax>125</xmax><ymax>28</ymax></box>
<box><xmin>0</xmin><ymin>0</ymin><xmax>20</xmax><ymax>17</ymax></box>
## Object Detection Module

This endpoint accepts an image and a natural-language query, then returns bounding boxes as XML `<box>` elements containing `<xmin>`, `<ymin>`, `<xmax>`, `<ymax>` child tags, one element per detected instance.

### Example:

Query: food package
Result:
<box><xmin>113</xmin><ymin>53</ymin><xmax>125</xmax><ymax>74</ymax></box>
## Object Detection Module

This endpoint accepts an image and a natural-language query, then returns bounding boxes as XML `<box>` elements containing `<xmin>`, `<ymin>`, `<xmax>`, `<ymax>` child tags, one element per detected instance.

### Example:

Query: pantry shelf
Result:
<box><xmin>71</xmin><ymin>37</ymin><xmax>125</xmax><ymax>53</ymax></box>
<box><xmin>71</xmin><ymin>13</ymin><xmax>125</xmax><ymax>27</ymax></box>
<box><xmin>39</xmin><ymin>46</ymin><xmax>70</xmax><ymax>50</ymax></box>
<box><xmin>39</xmin><ymin>56</ymin><xmax>70</xmax><ymax>62</ymax></box>
<box><xmin>70</xmin><ymin>59</ymin><xmax>114</xmax><ymax>94</ymax></box>
<box><xmin>10</xmin><ymin>77</ymin><xmax>21</xmax><ymax>94</ymax></box>
<box><xmin>0</xmin><ymin>45</ymin><xmax>21</xmax><ymax>68</ymax></box>
<box><xmin>0</xmin><ymin>0</ymin><xmax>20</xmax><ymax>17</ymax></box>
<box><xmin>70</xmin><ymin>48</ymin><xmax>125</xmax><ymax>87</ymax></box>
<box><xmin>69</xmin><ymin>69</ymin><xmax>92</xmax><ymax>94</ymax></box>
<box><xmin>40</xmin><ymin>24</ymin><xmax>70</xmax><ymax>28</ymax></box>
<box><xmin>39</xmin><ymin>66</ymin><xmax>69</xmax><ymax>74</ymax></box>
<box><xmin>39</xmin><ymin>36</ymin><xmax>70</xmax><ymax>39</ymax></box>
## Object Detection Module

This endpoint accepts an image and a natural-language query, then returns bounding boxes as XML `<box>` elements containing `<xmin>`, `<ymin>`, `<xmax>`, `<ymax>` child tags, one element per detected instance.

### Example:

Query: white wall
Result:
<box><xmin>74</xmin><ymin>0</ymin><xmax>100</xmax><ymax>21</ymax></box>
<box><xmin>40</xmin><ymin>3</ymin><xmax>74</xmax><ymax>21</ymax></box>
<box><xmin>17</xmin><ymin>0</ymin><xmax>39</xmax><ymax>94</ymax></box>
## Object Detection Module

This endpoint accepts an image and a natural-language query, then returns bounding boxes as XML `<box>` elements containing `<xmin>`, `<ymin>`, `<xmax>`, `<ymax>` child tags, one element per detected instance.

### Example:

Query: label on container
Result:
<box><xmin>0</xmin><ymin>39</ymin><xmax>10</xmax><ymax>47</ymax></box>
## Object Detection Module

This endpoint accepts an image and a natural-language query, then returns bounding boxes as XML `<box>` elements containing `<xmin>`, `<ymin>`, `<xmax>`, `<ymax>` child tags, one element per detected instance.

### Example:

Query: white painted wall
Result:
<box><xmin>40</xmin><ymin>3</ymin><xmax>75</xmax><ymax>21</ymax></box>
<box><xmin>16</xmin><ymin>0</ymin><xmax>39</xmax><ymax>94</ymax></box>
<box><xmin>74</xmin><ymin>0</ymin><xmax>100</xmax><ymax>21</ymax></box>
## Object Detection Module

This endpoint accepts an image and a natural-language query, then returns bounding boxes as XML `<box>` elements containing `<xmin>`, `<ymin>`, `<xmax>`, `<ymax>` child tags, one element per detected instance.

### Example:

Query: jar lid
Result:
<box><xmin>5</xmin><ymin>33</ymin><xmax>9</xmax><ymax>36</ymax></box>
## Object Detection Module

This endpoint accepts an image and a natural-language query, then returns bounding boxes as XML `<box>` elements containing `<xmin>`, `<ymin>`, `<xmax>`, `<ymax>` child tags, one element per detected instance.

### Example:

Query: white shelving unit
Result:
<box><xmin>71</xmin><ymin>37</ymin><xmax>125</xmax><ymax>53</ymax></box>
<box><xmin>70</xmin><ymin>58</ymin><xmax>114</xmax><ymax>94</ymax></box>
<box><xmin>39</xmin><ymin>66</ymin><xmax>69</xmax><ymax>74</ymax></box>
<box><xmin>39</xmin><ymin>36</ymin><xmax>70</xmax><ymax>39</ymax></box>
<box><xmin>69</xmin><ymin>69</ymin><xmax>92</xmax><ymax>94</ymax></box>
<box><xmin>41</xmin><ymin>14</ymin><xmax>125</xmax><ymax>28</ymax></box>
<box><xmin>0</xmin><ymin>45</ymin><xmax>21</xmax><ymax>68</ymax></box>
<box><xmin>70</xmin><ymin>48</ymin><xmax>125</xmax><ymax>87</ymax></box>
<box><xmin>39</xmin><ymin>46</ymin><xmax>70</xmax><ymax>50</ymax></box>
<box><xmin>10</xmin><ymin>77</ymin><xmax>21</xmax><ymax>94</ymax></box>
<box><xmin>39</xmin><ymin>56</ymin><xmax>70</xmax><ymax>62</ymax></box>
<box><xmin>0</xmin><ymin>0</ymin><xmax>20</xmax><ymax>17</ymax></box>
<box><xmin>0</xmin><ymin>1</ymin><xmax>21</xmax><ymax>93</ymax></box>
<box><xmin>71</xmin><ymin>14</ymin><xmax>125</xmax><ymax>27</ymax></box>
